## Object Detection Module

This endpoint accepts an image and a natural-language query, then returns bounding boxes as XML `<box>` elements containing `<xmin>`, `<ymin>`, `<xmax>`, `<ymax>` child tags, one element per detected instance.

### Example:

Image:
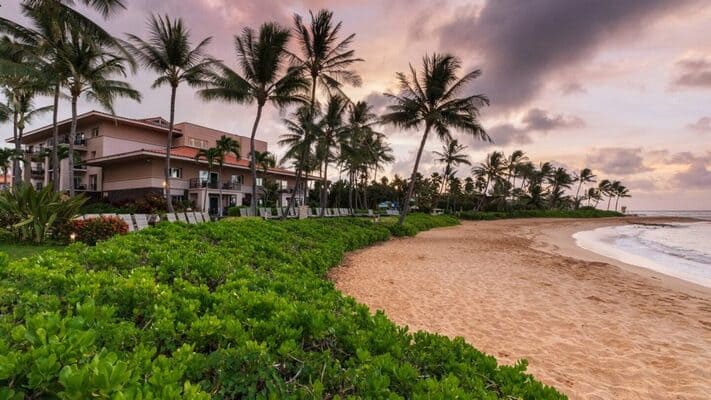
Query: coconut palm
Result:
<box><xmin>472</xmin><ymin>151</ymin><xmax>506</xmax><ymax>209</ymax></box>
<box><xmin>597</xmin><ymin>179</ymin><xmax>613</xmax><ymax>210</ymax></box>
<box><xmin>58</xmin><ymin>26</ymin><xmax>140</xmax><ymax>196</ymax></box>
<box><xmin>574</xmin><ymin>167</ymin><xmax>596</xmax><ymax>206</ymax></box>
<box><xmin>251</xmin><ymin>150</ymin><xmax>277</xmax><ymax>204</ymax></box>
<box><xmin>382</xmin><ymin>54</ymin><xmax>489</xmax><ymax>224</ymax></box>
<box><xmin>316</xmin><ymin>94</ymin><xmax>348</xmax><ymax>215</ymax></box>
<box><xmin>586</xmin><ymin>187</ymin><xmax>602</xmax><ymax>207</ymax></box>
<box><xmin>0</xmin><ymin>147</ymin><xmax>22</xmax><ymax>188</ymax></box>
<box><xmin>291</xmin><ymin>9</ymin><xmax>363</xmax><ymax>110</ymax></box>
<box><xmin>199</xmin><ymin>22</ymin><xmax>307</xmax><ymax>216</ymax></box>
<box><xmin>613</xmin><ymin>183</ymin><xmax>630</xmax><ymax>212</ymax></box>
<box><xmin>506</xmin><ymin>150</ymin><xmax>528</xmax><ymax>190</ymax></box>
<box><xmin>3</xmin><ymin>1</ymin><xmax>132</xmax><ymax>189</ymax></box>
<box><xmin>128</xmin><ymin>15</ymin><xmax>214</xmax><ymax>212</ymax></box>
<box><xmin>433</xmin><ymin>138</ymin><xmax>470</xmax><ymax>196</ymax></box>
<box><xmin>279</xmin><ymin>106</ymin><xmax>320</xmax><ymax>209</ymax></box>
<box><xmin>195</xmin><ymin>147</ymin><xmax>224</xmax><ymax>215</ymax></box>
<box><xmin>214</xmin><ymin>135</ymin><xmax>240</xmax><ymax>217</ymax></box>
<box><xmin>547</xmin><ymin>167</ymin><xmax>573</xmax><ymax>208</ymax></box>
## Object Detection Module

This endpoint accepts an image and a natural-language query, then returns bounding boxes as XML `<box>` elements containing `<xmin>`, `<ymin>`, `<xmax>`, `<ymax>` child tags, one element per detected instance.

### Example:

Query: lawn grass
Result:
<box><xmin>0</xmin><ymin>242</ymin><xmax>65</xmax><ymax>260</ymax></box>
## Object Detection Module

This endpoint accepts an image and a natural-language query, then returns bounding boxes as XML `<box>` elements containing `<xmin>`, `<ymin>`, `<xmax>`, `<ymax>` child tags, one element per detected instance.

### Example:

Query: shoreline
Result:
<box><xmin>331</xmin><ymin>217</ymin><xmax>711</xmax><ymax>399</ymax></box>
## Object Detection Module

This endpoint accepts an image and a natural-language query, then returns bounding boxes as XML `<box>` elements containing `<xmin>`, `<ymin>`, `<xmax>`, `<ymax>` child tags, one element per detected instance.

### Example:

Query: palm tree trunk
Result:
<box><xmin>320</xmin><ymin>160</ymin><xmax>329</xmax><ymax>216</ymax></box>
<box><xmin>203</xmin><ymin>167</ymin><xmax>210</xmax><ymax>214</ymax></box>
<box><xmin>399</xmin><ymin>124</ymin><xmax>431</xmax><ymax>225</ymax></box>
<box><xmin>362</xmin><ymin>171</ymin><xmax>368</xmax><ymax>210</ymax></box>
<box><xmin>12</xmin><ymin>112</ymin><xmax>21</xmax><ymax>185</ymax></box>
<box><xmin>68</xmin><ymin>96</ymin><xmax>78</xmax><ymax>196</ymax></box>
<box><xmin>606</xmin><ymin>195</ymin><xmax>611</xmax><ymax>210</ymax></box>
<box><xmin>51</xmin><ymin>84</ymin><xmax>60</xmax><ymax>191</ymax></box>
<box><xmin>165</xmin><ymin>86</ymin><xmax>177</xmax><ymax>213</ymax></box>
<box><xmin>614</xmin><ymin>195</ymin><xmax>620</xmax><ymax>212</ymax></box>
<box><xmin>575</xmin><ymin>180</ymin><xmax>583</xmax><ymax>209</ymax></box>
<box><xmin>218</xmin><ymin>165</ymin><xmax>223</xmax><ymax>217</ymax></box>
<box><xmin>249</xmin><ymin>102</ymin><xmax>264</xmax><ymax>216</ymax></box>
<box><xmin>348</xmin><ymin>171</ymin><xmax>353</xmax><ymax>212</ymax></box>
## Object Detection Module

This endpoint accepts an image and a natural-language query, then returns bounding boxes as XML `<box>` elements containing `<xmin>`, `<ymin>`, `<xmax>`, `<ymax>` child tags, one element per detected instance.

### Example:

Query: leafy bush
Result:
<box><xmin>0</xmin><ymin>216</ymin><xmax>564</xmax><ymax>399</ymax></box>
<box><xmin>60</xmin><ymin>216</ymin><xmax>129</xmax><ymax>245</ymax></box>
<box><xmin>382</xmin><ymin>213</ymin><xmax>459</xmax><ymax>237</ymax></box>
<box><xmin>459</xmin><ymin>209</ymin><xmax>623</xmax><ymax>220</ymax></box>
<box><xmin>0</xmin><ymin>183</ymin><xmax>86</xmax><ymax>243</ymax></box>
<box><xmin>80</xmin><ymin>202</ymin><xmax>136</xmax><ymax>215</ymax></box>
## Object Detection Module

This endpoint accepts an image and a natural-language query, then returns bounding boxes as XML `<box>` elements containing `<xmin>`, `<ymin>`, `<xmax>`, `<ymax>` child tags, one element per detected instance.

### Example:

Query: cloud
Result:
<box><xmin>390</xmin><ymin>149</ymin><xmax>437</xmax><ymax>177</ymax></box>
<box><xmin>485</xmin><ymin>124</ymin><xmax>533</xmax><ymax>147</ymax></box>
<box><xmin>560</xmin><ymin>82</ymin><xmax>587</xmax><ymax>95</ymax></box>
<box><xmin>686</xmin><ymin>116</ymin><xmax>711</xmax><ymax>133</ymax></box>
<box><xmin>585</xmin><ymin>147</ymin><xmax>652</xmax><ymax>175</ymax></box>
<box><xmin>436</xmin><ymin>0</ymin><xmax>695</xmax><ymax>111</ymax></box>
<box><xmin>672</xmin><ymin>56</ymin><xmax>711</xmax><ymax>89</ymax></box>
<box><xmin>362</xmin><ymin>91</ymin><xmax>390</xmax><ymax>115</ymax></box>
<box><xmin>521</xmin><ymin>108</ymin><xmax>585</xmax><ymax>131</ymax></box>
<box><xmin>624</xmin><ymin>178</ymin><xmax>659</xmax><ymax>192</ymax></box>
<box><xmin>674</xmin><ymin>158</ymin><xmax>711</xmax><ymax>189</ymax></box>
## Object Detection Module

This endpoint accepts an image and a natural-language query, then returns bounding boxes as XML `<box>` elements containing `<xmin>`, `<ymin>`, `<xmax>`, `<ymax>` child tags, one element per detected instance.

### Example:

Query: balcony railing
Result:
<box><xmin>48</xmin><ymin>137</ymin><xmax>87</xmax><ymax>147</ymax></box>
<box><xmin>31</xmin><ymin>168</ymin><xmax>45</xmax><ymax>177</ymax></box>
<box><xmin>189</xmin><ymin>178</ymin><xmax>242</xmax><ymax>191</ymax></box>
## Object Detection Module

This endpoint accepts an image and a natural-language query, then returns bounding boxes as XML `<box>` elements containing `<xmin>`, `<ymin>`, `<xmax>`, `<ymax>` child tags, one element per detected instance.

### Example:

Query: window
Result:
<box><xmin>256</xmin><ymin>177</ymin><xmax>263</xmax><ymax>187</ymax></box>
<box><xmin>188</xmin><ymin>137</ymin><xmax>209</xmax><ymax>149</ymax></box>
<box><xmin>277</xmin><ymin>179</ymin><xmax>288</xmax><ymax>190</ymax></box>
<box><xmin>91</xmin><ymin>127</ymin><xmax>100</xmax><ymax>137</ymax></box>
<box><xmin>230</xmin><ymin>175</ymin><xmax>243</xmax><ymax>184</ymax></box>
<box><xmin>199</xmin><ymin>170</ymin><xmax>209</xmax><ymax>183</ymax></box>
<box><xmin>169</xmin><ymin>168</ymin><xmax>182</xmax><ymax>178</ymax></box>
<box><xmin>89</xmin><ymin>174</ymin><xmax>98</xmax><ymax>191</ymax></box>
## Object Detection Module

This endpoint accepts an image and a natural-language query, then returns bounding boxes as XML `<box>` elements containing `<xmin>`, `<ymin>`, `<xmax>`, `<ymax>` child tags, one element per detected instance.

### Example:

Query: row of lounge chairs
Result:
<box><xmin>77</xmin><ymin>211</ymin><xmax>211</xmax><ymax>231</ymax></box>
<box><xmin>255</xmin><ymin>207</ymin><xmax>376</xmax><ymax>220</ymax></box>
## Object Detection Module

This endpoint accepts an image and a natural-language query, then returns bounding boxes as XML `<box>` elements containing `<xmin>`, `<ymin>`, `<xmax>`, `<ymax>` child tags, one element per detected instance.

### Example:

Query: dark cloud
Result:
<box><xmin>436</xmin><ymin>0</ymin><xmax>694</xmax><ymax>111</ymax></box>
<box><xmin>675</xmin><ymin>158</ymin><xmax>711</xmax><ymax>190</ymax></box>
<box><xmin>560</xmin><ymin>82</ymin><xmax>587</xmax><ymax>96</ymax></box>
<box><xmin>391</xmin><ymin>149</ymin><xmax>437</xmax><ymax>178</ymax></box>
<box><xmin>686</xmin><ymin>116</ymin><xmax>711</xmax><ymax>133</ymax></box>
<box><xmin>484</xmin><ymin>124</ymin><xmax>533</xmax><ymax>147</ymax></box>
<box><xmin>673</xmin><ymin>57</ymin><xmax>711</xmax><ymax>89</ymax></box>
<box><xmin>624</xmin><ymin>178</ymin><xmax>658</xmax><ymax>192</ymax></box>
<box><xmin>585</xmin><ymin>147</ymin><xmax>652</xmax><ymax>175</ymax></box>
<box><xmin>521</xmin><ymin>108</ymin><xmax>585</xmax><ymax>131</ymax></box>
<box><xmin>362</xmin><ymin>91</ymin><xmax>391</xmax><ymax>115</ymax></box>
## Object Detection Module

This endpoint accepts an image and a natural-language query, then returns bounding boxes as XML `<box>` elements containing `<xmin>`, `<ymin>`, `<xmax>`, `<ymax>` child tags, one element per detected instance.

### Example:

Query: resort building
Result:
<box><xmin>7</xmin><ymin>110</ymin><xmax>306</xmax><ymax>213</ymax></box>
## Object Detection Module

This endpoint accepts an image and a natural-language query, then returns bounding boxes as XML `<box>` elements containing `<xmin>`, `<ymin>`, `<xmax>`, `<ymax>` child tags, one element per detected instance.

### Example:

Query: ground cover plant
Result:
<box><xmin>458</xmin><ymin>209</ymin><xmax>623</xmax><ymax>220</ymax></box>
<box><xmin>0</xmin><ymin>215</ymin><xmax>564</xmax><ymax>399</ymax></box>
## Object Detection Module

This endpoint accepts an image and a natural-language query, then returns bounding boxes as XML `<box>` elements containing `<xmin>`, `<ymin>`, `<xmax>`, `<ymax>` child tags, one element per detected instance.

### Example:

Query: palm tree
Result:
<box><xmin>199</xmin><ymin>22</ymin><xmax>306</xmax><ymax>216</ymax></box>
<box><xmin>128</xmin><ymin>14</ymin><xmax>214</xmax><ymax>212</ymax></box>
<box><xmin>472</xmin><ymin>151</ymin><xmax>505</xmax><ymax>210</ymax></box>
<box><xmin>382</xmin><ymin>54</ymin><xmax>489</xmax><ymax>224</ymax></box>
<box><xmin>291</xmin><ymin>9</ymin><xmax>363</xmax><ymax>110</ymax></box>
<box><xmin>547</xmin><ymin>167</ymin><xmax>573</xmax><ymax>209</ymax></box>
<box><xmin>316</xmin><ymin>94</ymin><xmax>347</xmax><ymax>215</ymax></box>
<box><xmin>614</xmin><ymin>184</ymin><xmax>630</xmax><ymax>212</ymax></box>
<box><xmin>587</xmin><ymin>187</ymin><xmax>602</xmax><ymax>208</ymax></box>
<box><xmin>598</xmin><ymin>179</ymin><xmax>613</xmax><ymax>210</ymax></box>
<box><xmin>214</xmin><ymin>135</ymin><xmax>240</xmax><ymax>217</ymax></box>
<box><xmin>3</xmin><ymin>1</ymin><xmax>131</xmax><ymax>190</ymax></box>
<box><xmin>0</xmin><ymin>147</ymin><xmax>22</xmax><ymax>188</ymax></box>
<box><xmin>434</xmin><ymin>138</ymin><xmax>470</xmax><ymax>195</ymax></box>
<box><xmin>279</xmin><ymin>106</ymin><xmax>319</xmax><ymax>210</ymax></box>
<box><xmin>574</xmin><ymin>167</ymin><xmax>596</xmax><ymax>207</ymax></box>
<box><xmin>195</xmin><ymin>147</ymin><xmax>223</xmax><ymax>215</ymax></box>
<box><xmin>58</xmin><ymin>26</ymin><xmax>140</xmax><ymax>196</ymax></box>
<box><xmin>251</xmin><ymin>150</ymin><xmax>277</xmax><ymax>205</ymax></box>
<box><xmin>506</xmin><ymin>150</ymin><xmax>528</xmax><ymax>190</ymax></box>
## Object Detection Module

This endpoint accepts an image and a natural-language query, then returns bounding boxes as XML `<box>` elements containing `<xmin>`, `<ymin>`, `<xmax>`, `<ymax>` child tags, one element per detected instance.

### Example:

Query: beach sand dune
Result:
<box><xmin>330</xmin><ymin>218</ymin><xmax>711</xmax><ymax>400</ymax></box>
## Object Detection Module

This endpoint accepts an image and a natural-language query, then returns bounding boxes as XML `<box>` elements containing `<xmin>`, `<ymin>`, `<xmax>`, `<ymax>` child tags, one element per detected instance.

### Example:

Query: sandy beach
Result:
<box><xmin>330</xmin><ymin>218</ymin><xmax>711</xmax><ymax>399</ymax></box>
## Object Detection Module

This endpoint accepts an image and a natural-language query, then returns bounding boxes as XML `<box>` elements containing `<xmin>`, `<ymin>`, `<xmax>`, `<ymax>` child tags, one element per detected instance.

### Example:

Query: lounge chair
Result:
<box><xmin>239</xmin><ymin>208</ymin><xmax>253</xmax><ymax>217</ymax></box>
<box><xmin>286</xmin><ymin>207</ymin><xmax>297</xmax><ymax>219</ymax></box>
<box><xmin>100</xmin><ymin>213</ymin><xmax>117</xmax><ymax>218</ymax></box>
<box><xmin>340</xmin><ymin>208</ymin><xmax>351</xmax><ymax>216</ymax></box>
<box><xmin>134</xmin><ymin>214</ymin><xmax>150</xmax><ymax>230</ymax></box>
<box><xmin>201</xmin><ymin>211</ymin><xmax>211</xmax><ymax>222</ymax></box>
<box><xmin>307</xmin><ymin>208</ymin><xmax>318</xmax><ymax>218</ymax></box>
<box><xmin>165</xmin><ymin>213</ymin><xmax>177</xmax><ymax>223</ymax></box>
<box><xmin>186</xmin><ymin>212</ymin><xmax>198</xmax><ymax>224</ymax></box>
<box><xmin>117</xmin><ymin>214</ymin><xmax>135</xmax><ymax>232</ymax></box>
<box><xmin>83</xmin><ymin>214</ymin><xmax>101</xmax><ymax>220</ymax></box>
<box><xmin>259</xmin><ymin>207</ymin><xmax>275</xmax><ymax>219</ymax></box>
<box><xmin>176</xmin><ymin>212</ymin><xmax>188</xmax><ymax>223</ymax></box>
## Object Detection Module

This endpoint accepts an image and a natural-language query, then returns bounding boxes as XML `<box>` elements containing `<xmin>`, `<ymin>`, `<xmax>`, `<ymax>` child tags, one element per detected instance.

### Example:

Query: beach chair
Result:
<box><xmin>73</xmin><ymin>215</ymin><xmax>84</xmax><ymax>220</ymax></box>
<box><xmin>259</xmin><ymin>208</ymin><xmax>274</xmax><ymax>219</ymax></box>
<box><xmin>176</xmin><ymin>212</ymin><xmax>188</xmax><ymax>223</ymax></box>
<box><xmin>286</xmin><ymin>207</ymin><xmax>297</xmax><ymax>219</ymax></box>
<box><xmin>117</xmin><ymin>214</ymin><xmax>135</xmax><ymax>232</ymax></box>
<box><xmin>307</xmin><ymin>208</ymin><xmax>318</xmax><ymax>218</ymax></box>
<box><xmin>100</xmin><ymin>213</ymin><xmax>117</xmax><ymax>218</ymax></box>
<box><xmin>367</xmin><ymin>209</ymin><xmax>375</xmax><ymax>217</ymax></box>
<box><xmin>84</xmin><ymin>213</ymin><xmax>100</xmax><ymax>220</ymax></box>
<box><xmin>195</xmin><ymin>212</ymin><xmax>205</xmax><ymax>223</ymax></box>
<box><xmin>326</xmin><ymin>208</ymin><xmax>335</xmax><ymax>217</ymax></box>
<box><xmin>340</xmin><ymin>208</ymin><xmax>351</xmax><ymax>216</ymax></box>
<box><xmin>165</xmin><ymin>213</ymin><xmax>177</xmax><ymax>223</ymax></box>
<box><xmin>134</xmin><ymin>214</ymin><xmax>150</xmax><ymax>230</ymax></box>
<box><xmin>202</xmin><ymin>211</ymin><xmax>211</xmax><ymax>222</ymax></box>
<box><xmin>186</xmin><ymin>212</ymin><xmax>198</xmax><ymax>224</ymax></box>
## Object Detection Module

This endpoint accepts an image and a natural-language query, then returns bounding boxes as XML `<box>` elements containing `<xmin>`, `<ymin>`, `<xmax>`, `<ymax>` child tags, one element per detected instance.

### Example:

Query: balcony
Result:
<box><xmin>31</xmin><ymin>168</ymin><xmax>45</xmax><ymax>178</ymax></box>
<box><xmin>74</xmin><ymin>163</ymin><xmax>87</xmax><ymax>171</ymax></box>
<box><xmin>189</xmin><ymin>178</ymin><xmax>242</xmax><ymax>191</ymax></box>
<box><xmin>48</xmin><ymin>137</ymin><xmax>87</xmax><ymax>149</ymax></box>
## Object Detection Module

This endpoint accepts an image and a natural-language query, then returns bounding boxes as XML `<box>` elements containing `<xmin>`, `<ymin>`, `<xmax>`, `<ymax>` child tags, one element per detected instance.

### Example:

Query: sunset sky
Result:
<box><xmin>2</xmin><ymin>0</ymin><xmax>710</xmax><ymax>210</ymax></box>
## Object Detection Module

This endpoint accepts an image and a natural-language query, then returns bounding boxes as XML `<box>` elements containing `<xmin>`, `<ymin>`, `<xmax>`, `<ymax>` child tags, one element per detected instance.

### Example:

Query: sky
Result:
<box><xmin>1</xmin><ymin>0</ymin><xmax>710</xmax><ymax>210</ymax></box>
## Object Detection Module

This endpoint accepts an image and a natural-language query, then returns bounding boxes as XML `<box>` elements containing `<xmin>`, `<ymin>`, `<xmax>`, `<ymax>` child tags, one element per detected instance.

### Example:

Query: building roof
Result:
<box><xmin>6</xmin><ymin>110</ymin><xmax>182</xmax><ymax>144</ymax></box>
<box><xmin>85</xmin><ymin>146</ymin><xmax>313</xmax><ymax>178</ymax></box>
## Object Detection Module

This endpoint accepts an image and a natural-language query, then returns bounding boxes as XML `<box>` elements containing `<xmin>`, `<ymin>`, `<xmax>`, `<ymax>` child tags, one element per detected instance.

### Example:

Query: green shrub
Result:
<box><xmin>0</xmin><ymin>215</ymin><xmax>564</xmax><ymax>399</ymax></box>
<box><xmin>0</xmin><ymin>183</ymin><xmax>86</xmax><ymax>243</ymax></box>
<box><xmin>459</xmin><ymin>209</ymin><xmax>623</xmax><ymax>220</ymax></box>
<box><xmin>60</xmin><ymin>216</ymin><xmax>129</xmax><ymax>245</ymax></box>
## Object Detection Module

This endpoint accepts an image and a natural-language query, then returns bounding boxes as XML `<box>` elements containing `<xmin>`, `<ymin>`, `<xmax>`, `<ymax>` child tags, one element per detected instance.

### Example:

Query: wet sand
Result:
<box><xmin>330</xmin><ymin>218</ymin><xmax>711</xmax><ymax>399</ymax></box>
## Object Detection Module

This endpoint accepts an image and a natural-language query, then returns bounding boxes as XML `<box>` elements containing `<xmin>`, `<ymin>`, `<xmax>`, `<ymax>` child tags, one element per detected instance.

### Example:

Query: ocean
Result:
<box><xmin>573</xmin><ymin>213</ymin><xmax>711</xmax><ymax>288</ymax></box>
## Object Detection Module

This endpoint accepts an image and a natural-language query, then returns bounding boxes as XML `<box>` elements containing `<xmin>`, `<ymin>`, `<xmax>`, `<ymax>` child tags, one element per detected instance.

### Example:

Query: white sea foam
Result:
<box><xmin>573</xmin><ymin>222</ymin><xmax>711</xmax><ymax>288</ymax></box>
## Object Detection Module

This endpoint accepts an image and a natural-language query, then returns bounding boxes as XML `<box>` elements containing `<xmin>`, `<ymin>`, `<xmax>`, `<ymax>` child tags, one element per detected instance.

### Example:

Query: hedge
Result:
<box><xmin>0</xmin><ymin>215</ymin><xmax>564</xmax><ymax>399</ymax></box>
<box><xmin>459</xmin><ymin>209</ymin><xmax>624</xmax><ymax>220</ymax></box>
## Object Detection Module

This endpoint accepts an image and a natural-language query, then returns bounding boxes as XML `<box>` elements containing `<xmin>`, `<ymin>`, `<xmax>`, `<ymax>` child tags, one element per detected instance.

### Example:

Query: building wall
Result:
<box><xmin>173</xmin><ymin>122</ymin><xmax>267</xmax><ymax>156</ymax></box>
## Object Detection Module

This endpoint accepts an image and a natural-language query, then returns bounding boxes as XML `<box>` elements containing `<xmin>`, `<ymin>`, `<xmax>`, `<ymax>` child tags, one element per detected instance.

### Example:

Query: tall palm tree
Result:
<box><xmin>128</xmin><ymin>14</ymin><xmax>214</xmax><ymax>212</ymax></box>
<box><xmin>597</xmin><ymin>179</ymin><xmax>613</xmax><ymax>210</ymax></box>
<box><xmin>59</xmin><ymin>26</ymin><xmax>140</xmax><ymax>196</ymax></box>
<box><xmin>382</xmin><ymin>54</ymin><xmax>489</xmax><ymax>224</ymax></box>
<box><xmin>199</xmin><ymin>22</ymin><xmax>306</xmax><ymax>216</ymax></box>
<box><xmin>587</xmin><ymin>187</ymin><xmax>602</xmax><ymax>208</ymax></box>
<box><xmin>0</xmin><ymin>147</ymin><xmax>22</xmax><ymax>188</ymax></box>
<box><xmin>433</xmin><ymin>138</ymin><xmax>470</xmax><ymax>195</ymax></box>
<box><xmin>506</xmin><ymin>150</ymin><xmax>528</xmax><ymax>190</ymax></box>
<box><xmin>215</xmin><ymin>135</ymin><xmax>240</xmax><ymax>217</ymax></box>
<box><xmin>3</xmin><ymin>1</ymin><xmax>131</xmax><ymax>190</ymax></box>
<box><xmin>574</xmin><ymin>167</ymin><xmax>596</xmax><ymax>206</ymax></box>
<box><xmin>614</xmin><ymin>184</ymin><xmax>630</xmax><ymax>212</ymax></box>
<box><xmin>472</xmin><ymin>151</ymin><xmax>505</xmax><ymax>210</ymax></box>
<box><xmin>279</xmin><ymin>106</ymin><xmax>319</xmax><ymax>210</ymax></box>
<box><xmin>251</xmin><ymin>150</ymin><xmax>277</xmax><ymax>204</ymax></box>
<box><xmin>195</xmin><ymin>147</ymin><xmax>223</xmax><ymax>215</ymax></box>
<box><xmin>547</xmin><ymin>167</ymin><xmax>573</xmax><ymax>209</ymax></box>
<box><xmin>316</xmin><ymin>94</ymin><xmax>347</xmax><ymax>215</ymax></box>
